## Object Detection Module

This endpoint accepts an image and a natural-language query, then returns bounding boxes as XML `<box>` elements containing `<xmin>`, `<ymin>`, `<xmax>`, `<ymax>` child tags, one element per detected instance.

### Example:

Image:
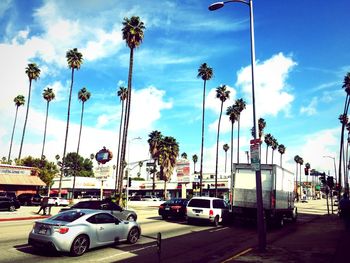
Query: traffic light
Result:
<box><xmin>319</xmin><ymin>173</ymin><xmax>326</xmax><ymax>185</ymax></box>
<box><xmin>128</xmin><ymin>177</ymin><xmax>132</xmax><ymax>187</ymax></box>
<box><xmin>327</xmin><ymin>176</ymin><xmax>334</xmax><ymax>189</ymax></box>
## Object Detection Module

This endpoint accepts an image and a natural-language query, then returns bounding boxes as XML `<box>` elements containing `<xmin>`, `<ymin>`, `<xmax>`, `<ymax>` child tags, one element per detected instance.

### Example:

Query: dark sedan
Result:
<box><xmin>158</xmin><ymin>198</ymin><xmax>188</xmax><ymax>219</ymax></box>
<box><xmin>0</xmin><ymin>197</ymin><xmax>20</xmax><ymax>212</ymax></box>
<box><xmin>60</xmin><ymin>200</ymin><xmax>138</xmax><ymax>221</ymax></box>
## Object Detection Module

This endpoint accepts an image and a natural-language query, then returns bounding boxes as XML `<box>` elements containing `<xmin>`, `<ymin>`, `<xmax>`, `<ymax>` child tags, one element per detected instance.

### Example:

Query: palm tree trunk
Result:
<box><xmin>280</xmin><ymin>154</ymin><xmax>282</xmax><ymax>167</ymax></box>
<box><xmin>339</xmin><ymin>94</ymin><xmax>350</xmax><ymax>190</ymax></box>
<box><xmin>295</xmin><ymin>162</ymin><xmax>298</xmax><ymax>201</ymax></box>
<box><xmin>199</xmin><ymin>79</ymin><xmax>207</xmax><ymax>197</ymax></box>
<box><xmin>266</xmin><ymin>145</ymin><xmax>268</xmax><ymax>164</ymax></box>
<box><xmin>163</xmin><ymin>178</ymin><xmax>167</xmax><ymax>200</ymax></box>
<box><xmin>8</xmin><ymin>106</ymin><xmax>19</xmax><ymax>162</ymax></box>
<box><xmin>41</xmin><ymin>101</ymin><xmax>50</xmax><ymax>159</ymax></box>
<box><xmin>115</xmin><ymin>100</ymin><xmax>125</xmax><ymax>196</ymax></box>
<box><xmin>271</xmin><ymin>150</ymin><xmax>274</xmax><ymax>164</ymax></box>
<box><xmin>299</xmin><ymin>164</ymin><xmax>302</xmax><ymax>200</ymax></box>
<box><xmin>224</xmin><ymin>152</ymin><xmax>227</xmax><ymax>173</ymax></box>
<box><xmin>59</xmin><ymin>68</ymin><xmax>75</xmax><ymax>198</ymax></box>
<box><xmin>215</xmin><ymin>102</ymin><xmax>224</xmax><ymax>197</ymax></box>
<box><xmin>18</xmin><ymin>79</ymin><xmax>32</xmax><ymax>159</ymax></box>
<box><xmin>237</xmin><ymin>117</ymin><xmax>240</xmax><ymax>163</ymax></box>
<box><xmin>77</xmin><ymin>101</ymin><xmax>85</xmax><ymax>154</ymax></box>
<box><xmin>230</xmin><ymin>122</ymin><xmax>234</xmax><ymax>175</ymax></box>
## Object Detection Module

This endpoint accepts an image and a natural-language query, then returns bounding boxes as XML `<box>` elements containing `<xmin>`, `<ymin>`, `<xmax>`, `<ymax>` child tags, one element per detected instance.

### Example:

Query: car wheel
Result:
<box><xmin>9</xmin><ymin>205</ymin><xmax>15</xmax><ymax>212</ymax></box>
<box><xmin>213</xmin><ymin>216</ymin><xmax>219</xmax><ymax>227</ymax></box>
<box><xmin>127</xmin><ymin>215</ymin><xmax>136</xmax><ymax>221</ymax></box>
<box><xmin>70</xmin><ymin>235</ymin><xmax>89</xmax><ymax>256</ymax></box>
<box><xmin>292</xmin><ymin>207</ymin><xmax>298</xmax><ymax>222</ymax></box>
<box><xmin>127</xmin><ymin>227</ymin><xmax>140</xmax><ymax>244</ymax></box>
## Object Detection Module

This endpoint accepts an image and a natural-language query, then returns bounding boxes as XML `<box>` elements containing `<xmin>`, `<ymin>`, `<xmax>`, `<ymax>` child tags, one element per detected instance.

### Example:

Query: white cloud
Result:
<box><xmin>300</xmin><ymin>97</ymin><xmax>318</xmax><ymax>116</ymax></box>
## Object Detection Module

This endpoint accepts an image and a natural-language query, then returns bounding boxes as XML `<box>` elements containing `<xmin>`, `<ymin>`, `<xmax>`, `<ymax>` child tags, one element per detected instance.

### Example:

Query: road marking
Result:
<box><xmin>95</xmin><ymin>244</ymin><xmax>157</xmax><ymax>262</ymax></box>
<box><xmin>220</xmin><ymin>247</ymin><xmax>253</xmax><ymax>263</ymax></box>
<box><xmin>210</xmin><ymin>227</ymin><xmax>228</xmax><ymax>233</ymax></box>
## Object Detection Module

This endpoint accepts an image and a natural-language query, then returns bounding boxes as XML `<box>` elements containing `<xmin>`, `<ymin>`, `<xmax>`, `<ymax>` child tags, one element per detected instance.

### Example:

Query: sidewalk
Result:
<box><xmin>0</xmin><ymin>205</ymin><xmax>62</xmax><ymax>222</ymax></box>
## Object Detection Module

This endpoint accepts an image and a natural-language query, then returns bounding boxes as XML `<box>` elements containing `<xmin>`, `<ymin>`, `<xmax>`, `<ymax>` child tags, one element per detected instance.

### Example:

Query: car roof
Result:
<box><xmin>189</xmin><ymin>197</ymin><xmax>222</xmax><ymax>200</ymax></box>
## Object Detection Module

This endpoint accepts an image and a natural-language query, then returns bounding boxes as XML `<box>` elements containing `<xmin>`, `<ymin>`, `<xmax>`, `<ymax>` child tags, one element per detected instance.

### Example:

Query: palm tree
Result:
<box><xmin>192</xmin><ymin>154</ymin><xmax>198</xmax><ymax>174</ymax></box>
<box><xmin>118</xmin><ymin>16</ymin><xmax>145</xmax><ymax>198</ymax></box>
<box><xmin>41</xmin><ymin>88</ymin><xmax>55</xmax><ymax>159</ymax></box>
<box><xmin>278</xmin><ymin>144</ymin><xmax>286</xmax><ymax>167</ymax></box>
<box><xmin>76</xmin><ymin>87</ymin><xmax>91</xmax><ymax>154</ymax></box>
<box><xmin>197</xmin><ymin>63</ymin><xmax>213</xmax><ymax>196</ymax></box>
<box><xmin>138</xmin><ymin>161</ymin><xmax>143</xmax><ymax>177</ymax></box>
<box><xmin>271</xmin><ymin>137</ymin><xmax>278</xmax><ymax>164</ymax></box>
<box><xmin>234</xmin><ymin>99</ymin><xmax>246</xmax><ymax>163</ymax></box>
<box><xmin>157</xmin><ymin>136</ymin><xmax>179</xmax><ymax>200</ymax></box>
<box><xmin>58</xmin><ymin>48</ymin><xmax>83</xmax><ymax>198</ymax></box>
<box><xmin>181</xmin><ymin>152</ymin><xmax>187</xmax><ymax>159</ymax></box>
<box><xmin>226</xmin><ymin>104</ymin><xmax>239</xmax><ymax>174</ymax></box>
<box><xmin>223</xmin><ymin>143</ymin><xmax>229</xmax><ymax>173</ymax></box>
<box><xmin>294</xmin><ymin>155</ymin><xmax>300</xmax><ymax>201</ymax></box>
<box><xmin>214</xmin><ymin>85</ymin><xmax>230</xmax><ymax>197</ymax></box>
<box><xmin>298</xmin><ymin>157</ymin><xmax>304</xmax><ymax>200</ymax></box>
<box><xmin>18</xmin><ymin>63</ymin><xmax>41</xmax><ymax>159</ymax></box>
<box><xmin>148</xmin><ymin>130</ymin><xmax>162</xmax><ymax>195</ymax></box>
<box><xmin>8</xmin><ymin>95</ymin><xmax>25</xmax><ymax>162</ymax></box>
<box><xmin>264</xmin><ymin>133</ymin><xmax>273</xmax><ymax>164</ymax></box>
<box><xmin>258</xmin><ymin>118</ymin><xmax>266</xmax><ymax>158</ymax></box>
<box><xmin>339</xmin><ymin>113</ymin><xmax>348</xmax><ymax>189</ymax></box>
<box><xmin>115</xmin><ymin>87</ymin><xmax>128</xmax><ymax>196</ymax></box>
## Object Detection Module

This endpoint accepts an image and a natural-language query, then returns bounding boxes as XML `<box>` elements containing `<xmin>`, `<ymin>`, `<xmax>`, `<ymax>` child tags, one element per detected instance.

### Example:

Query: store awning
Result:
<box><xmin>0</xmin><ymin>174</ymin><xmax>46</xmax><ymax>186</ymax></box>
<box><xmin>50</xmin><ymin>189</ymin><xmax>68</xmax><ymax>194</ymax></box>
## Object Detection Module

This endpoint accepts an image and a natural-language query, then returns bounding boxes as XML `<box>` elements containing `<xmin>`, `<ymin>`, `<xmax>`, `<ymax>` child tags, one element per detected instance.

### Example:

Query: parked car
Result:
<box><xmin>158</xmin><ymin>198</ymin><xmax>188</xmax><ymax>219</ymax></box>
<box><xmin>17</xmin><ymin>193</ymin><xmax>42</xmax><ymax>206</ymax></box>
<box><xmin>60</xmin><ymin>200</ymin><xmax>138</xmax><ymax>221</ymax></box>
<box><xmin>186</xmin><ymin>197</ymin><xmax>230</xmax><ymax>226</ymax></box>
<box><xmin>0</xmin><ymin>196</ymin><xmax>20</xmax><ymax>212</ymax></box>
<box><xmin>28</xmin><ymin>209</ymin><xmax>141</xmax><ymax>256</ymax></box>
<box><xmin>51</xmin><ymin>197</ymin><xmax>69</xmax><ymax>206</ymax></box>
<box><xmin>0</xmin><ymin>191</ymin><xmax>17</xmax><ymax>200</ymax></box>
<box><xmin>142</xmin><ymin>195</ymin><xmax>161</xmax><ymax>201</ymax></box>
<box><xmin>129</xmin><ymin>195</ymin><xmax>142</xmax><ymax>201</ymax></box>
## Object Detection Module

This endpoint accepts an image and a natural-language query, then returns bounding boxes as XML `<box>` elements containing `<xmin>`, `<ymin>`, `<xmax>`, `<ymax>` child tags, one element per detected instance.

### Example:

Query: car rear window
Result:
<box><xmin>52</xmin><ymin>211</ymin><xmax>85</xmax><ymax>222</ymax></box>
<box><xmin>188</xmin><ymin>199</ymin><xmax>210</xmax><ymax>208</ymax></box>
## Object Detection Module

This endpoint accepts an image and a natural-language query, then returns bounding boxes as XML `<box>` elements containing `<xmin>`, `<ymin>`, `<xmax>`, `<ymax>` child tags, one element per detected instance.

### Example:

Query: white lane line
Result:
<box><xmin>95</xmin><ymin>244</ymin><xmax>157</xmax><ymax>262</ymax></box>
<box><xmin>210</xmin><ymin>227</ymin><xmax>228</xmax><ymax>233</ymax></box>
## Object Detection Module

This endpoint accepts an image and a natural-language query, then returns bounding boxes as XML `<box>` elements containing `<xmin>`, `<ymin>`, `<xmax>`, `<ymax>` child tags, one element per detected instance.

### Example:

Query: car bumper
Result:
<box><xmin>28</xmin><ymin>232</ymin><xmax>72</xmax><ymax>252</ymax></box>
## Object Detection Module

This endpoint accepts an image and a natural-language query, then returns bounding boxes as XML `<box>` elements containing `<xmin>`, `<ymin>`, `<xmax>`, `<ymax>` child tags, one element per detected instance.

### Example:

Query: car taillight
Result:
<box><xmin>172</xmin><ymin>205</ymin><xmax>181</xmax><ymax>210</ymax></box>
<box><xmin>55</xmin><ymin>227</ymin><xmax>69</xmax><ymax>234</ymax></box>
<box><xmin>209</xmin><ymin>209</ymin><xmax>214</xmax><ymax>216</ymax></box>
<box><xmin>159</xmin><ymin>205</ymin><xmax>164</xmax><ymax>209</ymax></box>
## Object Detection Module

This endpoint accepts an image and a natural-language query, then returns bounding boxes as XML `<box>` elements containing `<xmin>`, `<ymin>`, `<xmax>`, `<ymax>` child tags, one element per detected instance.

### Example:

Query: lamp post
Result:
<box><xmin>209</xmin><ymin>0</ymin><xmax>266</xmax><ymax>251</ymax></box>
<box><xmin>323</xmin><ymin>156</ymin><xmax>338</xmax><ymax>186</ymax></box>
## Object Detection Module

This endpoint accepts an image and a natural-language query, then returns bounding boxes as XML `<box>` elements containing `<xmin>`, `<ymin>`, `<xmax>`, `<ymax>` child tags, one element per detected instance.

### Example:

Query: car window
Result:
<box><xmin>73</xmin><ymin>201</ymin><xmax>100</xmax><ymax>209</ymax></box>
<box><xmin>188</xmin><ymin>199</ymin><xmax>210</xmax><ymax>208</ymax></box>
<box><xmin>213</xmin><ymin>199</ymin><xmax>227</xmax><ymax>209</ymax></box>
<box><xmin>53</xmin><ymin>211</ymin><xmax>85</xmax><ymax>222</ymax></box>
<box><xmin>87</xmin><ymin>213</ymin><xmax>117</xmax><ymax>224</ymax></box>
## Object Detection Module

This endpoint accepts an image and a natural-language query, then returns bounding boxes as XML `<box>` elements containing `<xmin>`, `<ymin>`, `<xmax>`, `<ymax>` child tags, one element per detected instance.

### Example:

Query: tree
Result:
<box><xmin>58</xmin><ymin>48</ymin><xmax>83</xmax><ymax>198</ymax></box>
<box><xmin>258</xmin><ymin>118</ymin><xmax>266</xmax><ymax>158</ymax></box>
<box><xmin>214</xmin><ymin>85</ymin><xmax>230</xmax><ymax>197</ymax></box>
<box><xmin>294</xmin><ymin>155</ymin><xmax>300</xmax><ymax>201</ymax></box>
<box><xmin>278</xmin><ymin>144</ymin><xmax>286</xmax><ymax>167</ymax></box>
<box><xmin>181</xmin><ymin>152</ymin><xmax>188</xmax><ymax>159</ymax></box>
<box><xmin>8</xmin><ymin>95</ymin><xmax>25</xmax><ymax>162</ymax></box>
<box><xmin>64</xmin><ymin>152</ymin><xmax>94</xmax><ymax>178</ymax></box>
<box><xmin>157</xmin><ymin>136</ymin><xmax>179</xmax><ymax>200</ymax></box>
<box><xmin>41</xmin><ymin>87</ymin><xmax>55</xmax><ymax>159</ymax></box>
<box><xmin>298</xmin><ymin>157</ymin><xmax>304</xmax><ymax>200</ymax></box>
<box><xmin>77</xmin><ymin>87</ymin><xmax>91</xmax><ymax>154</ymax></box>
<box><xmin>271</xmin><ymin>136</ymin><xmax>278</xmax><ymax>164</ymax></box>
<box><xmin>192</xmin><ymin>154</ymin><xmax>198</xmax><ymax>173</ymax></box>
<box><xmin>115</xmin><ymin>87</ymin><xmax>128</xmax><ymax>196</ymax></box>
<box><xmin>118</xmin><ymin>16</ymin><xmax>145</xmax><ymax>202</ymax></box>
<box><xmin>234</xmin><ymin>98</ymin><xmax>246</xmax><ymax>163</ymax></box>
<box><xmin>18</xmin><ymin>63</ymin><xmax>41</xmax><ymax>159</ymax></box>
<box><xmin>226</xmin><ymin>104</ymin><xmax>239</xmax><ymax>174</ymax></box>
<box><xmin>223</xmin><ymin>143</ymin><xmax>229</xmax><ymax>173</ymax></box>
<box><xmin>197</xmin><ymin>63</ymin><xmax>213</xmax><ymax>196</ymax></box>
<box><xmin>148</xmin><ymin>130</ymin><xmax>162</xmax><ymax>195</ymax></box>
<box><xmin>264</xmin><ymin>133</ymin><xmax>273</xmax><ymax>164</ymax></box>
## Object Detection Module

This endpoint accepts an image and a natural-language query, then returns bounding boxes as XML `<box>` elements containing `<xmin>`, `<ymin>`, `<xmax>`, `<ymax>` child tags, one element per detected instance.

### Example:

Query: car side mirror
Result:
<box><xmin>115</xmin><ymin>219</ymin><xmax>120</xmax><ymax>225</ymax></box>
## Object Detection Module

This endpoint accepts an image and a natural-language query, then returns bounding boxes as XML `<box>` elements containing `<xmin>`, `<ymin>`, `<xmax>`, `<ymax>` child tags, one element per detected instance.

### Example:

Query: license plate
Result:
<box><xmin>165</xmin><ymin>207</ymin><xmax>170</xmax><ymax>210</ymax></box>
<box><xmin>193</xmin><ymin>209</ymin><xmax>202</xmax><ymax>213</ymax></box>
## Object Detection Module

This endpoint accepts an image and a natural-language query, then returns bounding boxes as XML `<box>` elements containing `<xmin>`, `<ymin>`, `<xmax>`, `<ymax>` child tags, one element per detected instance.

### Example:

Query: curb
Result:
<box><xmin>0</xmin><ymin>215</ymin><xmax>49</xmax><ymax>222</ymax></box>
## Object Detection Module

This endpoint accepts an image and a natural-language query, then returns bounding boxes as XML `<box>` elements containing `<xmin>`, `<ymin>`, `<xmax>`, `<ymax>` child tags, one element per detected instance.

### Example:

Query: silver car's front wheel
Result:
<box><xmin>127</xmin><ymin>228</ymin><xmax>140</xmax><ymax>244</ymax></box>
<box><xmin>70</xmin><ymin>235</ymin><xmax>89</xmax><ymax>256</ymax></box>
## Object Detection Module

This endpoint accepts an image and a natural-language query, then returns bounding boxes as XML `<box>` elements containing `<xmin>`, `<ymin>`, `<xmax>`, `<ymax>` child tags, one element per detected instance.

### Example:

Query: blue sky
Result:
<box><xmin>0</xmin><ymin>0</ymin><xmax>349</xmax><ymax>180</ymax></box>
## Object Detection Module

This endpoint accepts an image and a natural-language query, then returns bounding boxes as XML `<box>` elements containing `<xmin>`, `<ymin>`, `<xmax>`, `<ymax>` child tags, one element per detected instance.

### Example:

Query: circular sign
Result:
<box><xmin>95</xmin><ymin>147</ymin><xmax>113</xmax><ymax>164</ymax></box>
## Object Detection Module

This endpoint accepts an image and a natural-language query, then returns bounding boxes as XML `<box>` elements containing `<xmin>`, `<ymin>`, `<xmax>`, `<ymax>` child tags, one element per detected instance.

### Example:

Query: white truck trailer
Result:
<box><xmin>230</xmin><ymin>163</ymin><xmax>297</xmax><ymax>226</ymax></box>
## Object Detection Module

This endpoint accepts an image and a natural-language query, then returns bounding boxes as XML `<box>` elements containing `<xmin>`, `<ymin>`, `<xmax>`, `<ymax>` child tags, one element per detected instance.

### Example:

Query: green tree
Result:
<box><xmin>197</xmin><ymin>63</ymin><xmax>213</xmax><ymax>196</ymax></box>
<box><xmin>264</xmin><ymin>133</ymin><xmax>273</xmax><ymax>164</ymax></box>
<box><xmin>278</xmin><ymin>144</ymin><xmax>286</xmax><ymax>167</ymax></box>
<box><xmin>214</xmin><ymin>85</ymin><xmax>230</xmax><ymax>197</ymax></box>
<box><xmin>118</xmin><ymin>16</ymin><xmax>145</xmax><ymax>200</ymax></box>
<box><xmin>64</xmin><ymin>152</ymin><xmax>93</xmax><ymax>178</ymax></box>
<box><xmin>258</xmin><ymin>118</ymin><xmax>266</xmax><ymax>158</ymax></box>
<box><xmin>77</xmin><ymin>87</ymin><xmax>91</xmax><ymax>154</ymax></box>
<box><xmin>148</xmin><ymin>130</ymin><xmax>162</xmax><ymax>195</ymax></box>
<box><xmin>18</xmin><ymin>63</ymin><xmax>41</xmax><ymax>159</ymax></box>
<box><xmin>234</xmin><ymin>98</ymin><xmax>246</xmax><ymax>163</ymax></box>
<box><xmin>223</xmin><ymin>143</ymin><xmax>229</xmax><ymax>173</ymax></box>
<box><xmin>41</xmin><ymin>87</ymin><xmax>55</xmax><ymax>159</ymax></box>
<box><xmin>192</xmin><ymin>154</ymin><xmax>198</xmax><ymax>174</ymax></box>
<box><xmin>181</xmin><ymin>152</ymin><xmax>187</xmax><ymax>159</ymax></box>
<box><xmin>58</xmin><ymin>48</ymin><xmax>83</xmax><ymax>197</ymax></box>
<box><xmin>271</xmin><ymin>136</ymin><xmax>278</xmax><ymax>164</ymax></box>
<box><xmin>226</xmin><ymin>104</ymin><xmax>239</xmax><ymax>174</ymax></box>
<box><xmin>115</xmin><ymin>87</ymin><xmax>128</xmax><ymax>196</ymax></box>
<box><xmin>8</xmin><ymin>95</ymin><xmax>25</xmax><ymax>162</ymax></box>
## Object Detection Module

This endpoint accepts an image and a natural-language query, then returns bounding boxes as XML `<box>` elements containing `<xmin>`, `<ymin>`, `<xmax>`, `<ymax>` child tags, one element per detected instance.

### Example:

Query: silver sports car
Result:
<box><xmin>28</xmin><ymin>209</ymin><xmax>141</xmax><ymax>256</ymax></box>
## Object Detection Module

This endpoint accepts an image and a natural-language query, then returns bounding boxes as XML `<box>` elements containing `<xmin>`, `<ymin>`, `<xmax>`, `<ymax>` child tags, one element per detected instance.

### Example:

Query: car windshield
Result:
<box><xmin>188</xmin><ymin>199</ymin><xmax>210</xmax><ymax>208</ymax></box>
<box><xmin>52</xmin><ymin>211</ymin><xmax>85</xmax><ymax>222</ymax></box>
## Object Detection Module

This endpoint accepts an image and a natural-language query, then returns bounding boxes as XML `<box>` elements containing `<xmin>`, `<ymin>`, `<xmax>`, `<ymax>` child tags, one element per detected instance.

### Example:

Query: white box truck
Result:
<box><xmin>229</xmin><ymin>163</ymin><xmax>297</xmax><ymax>227</ymax></box>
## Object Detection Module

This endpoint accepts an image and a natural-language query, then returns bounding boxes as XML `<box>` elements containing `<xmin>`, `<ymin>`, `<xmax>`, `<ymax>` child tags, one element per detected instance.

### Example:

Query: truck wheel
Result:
<box><xmin>213</xmin><ymin>216</ymin><xmax>219</xmax><ymax>227</ymax></box>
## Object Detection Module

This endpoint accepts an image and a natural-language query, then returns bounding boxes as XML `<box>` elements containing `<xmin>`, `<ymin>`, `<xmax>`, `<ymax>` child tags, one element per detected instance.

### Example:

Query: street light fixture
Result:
<box><xmin>209</xmin><ymin>0</ymin><xmax>266</xmax><ymax>251</ymax></box>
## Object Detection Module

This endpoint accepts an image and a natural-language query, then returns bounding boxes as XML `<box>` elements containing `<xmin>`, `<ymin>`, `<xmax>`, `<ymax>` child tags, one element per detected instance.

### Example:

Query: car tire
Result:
<box><xmin>292</xmin><ymin>207</ymin><xmax>298</xmax><ymax>222</ymax></box>
<box><xmin>213</xmin><ymin>216</ymin><xmax>219</xmax><ymax>227</ymax></box>
<box><xmin>127</xmin><ymin>227</ymin><xmax>140</xmax><ymax>244</ymax></box>
<box><xmin>9</xmin><ymin>205</ymin><xmax>15</xmax><ymax>212</ymax></box>
<box><xmin>127</xmin><ymin>215</ymin><xmax>136</xmax><ymax>221</ymax></box>
<box><xmin>70</xmin><ymin>235</ymin><xmax>89</xmax><ymax>256</ymax></box>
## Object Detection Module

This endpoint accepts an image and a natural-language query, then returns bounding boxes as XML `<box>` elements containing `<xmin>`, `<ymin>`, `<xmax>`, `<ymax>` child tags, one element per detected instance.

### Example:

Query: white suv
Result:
<box><xmin>186</xmin><ymin>197</ymin><xmax>229</xmax><ymax>226</ymax></box>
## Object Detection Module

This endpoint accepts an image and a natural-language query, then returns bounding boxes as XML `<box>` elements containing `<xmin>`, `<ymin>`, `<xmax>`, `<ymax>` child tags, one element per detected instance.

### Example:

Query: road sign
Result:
<box><xmin>250</xmin><ymin>140</ymin><xmax>261</xmax><ymax>171</ymax></box>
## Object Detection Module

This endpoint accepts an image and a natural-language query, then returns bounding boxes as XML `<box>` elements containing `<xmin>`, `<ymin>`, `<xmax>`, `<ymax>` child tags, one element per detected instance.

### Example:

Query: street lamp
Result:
<box><xmin>323</xmin><ymin>156</ymin><xmax>337</xmax><ymax>184</ymax></box>
<box><xmin>209</xmin><ymin>0</ymin><xmax>266</xmax><ymax>251</ymax></box>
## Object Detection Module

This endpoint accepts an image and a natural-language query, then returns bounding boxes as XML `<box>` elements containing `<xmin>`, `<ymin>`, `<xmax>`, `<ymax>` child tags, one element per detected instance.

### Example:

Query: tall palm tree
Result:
<box><xmin>234</xmin><ymin>98</ymin><xmax>246</xmax><ymax>163</ymax></box>
<box><xmin>226</xmin><ymin>104</ymin><xmax>239</xmax><ymax>174</ymax></box>
<box><xmin>18</xmin><ymin>63</ymin><xmax>41</xmax><ymax>159</ymax></box>
<box><xmin>197</xmin><ymin>63</ymin><xmax>213</xmax><ymax>196</ymax></box>
<box><xmin>339</xmin><ymin>113</ymin><xmax>348</xmax><ymax>189</ymax></box>
<box><xmin>181</xmin><ymin>152</ymin><xmax>188</xmax><ymax>159</ymax></box>
<box><xmin>214</xmin><ymin>85</ymin><xmax>230</xmax><ymax>197</ymax></box>
<box><xmin>8</xmin><ymin>95</ymin><xmax>25</xmax><ymax>162</ymax></box>
<box><xmin>264</xmin><ymin>133</ymin><xmax>273</xmax><ymax>164</ymax></box>
<box><xmin>115</xmin><ymin>87</ymin><xmax>128</xmax><ymax>196</ymax></box>
<box><xmin>148</xmin><ymin>130</ymin><xmax>162</xmax><ymax>195</ymax></box>
<box><xmin>41</xmin><ymin>87</ymin><xmax>55</xmax><ymax>159</ymax></box>
<box><xmin>294</xmin><ymin>155</ymin><xmax>300</xmax><ymax>201</ymax></box>
<box><xmin>271</xmin><ymin>137</ymin><xmax>278</xmax><ymax>164</ymax></box>
<box><xmin>158</xmin><ymin>136</ymin><xmax>179</xmax><ymax>200</ymax></box>
<box><xmin>118</xmin><ymin>16</ymin><xmax>145</xmax><ymax>198</ymax></box>
<box><xmin>76</xmin><ymin>87</ymin><xmax>91</xmax><ymax>154</ymax></box>
<box><xmin>58</xmin><ymin>48</ymin><xmax>83</xmax><ymax>198</ymax></box>
<box><xmin>258</xmin><ymin>118</ymin><xmax>266</xmax><ymax>157</ymax></box>
<box><xmin>192</xmin><ymin>154</ymin><xmax>198</xmax><ymax>174</ymax></box>
<box><xmin>339</xmin><ymin>72</ymin><xmax>350</xmax><ymax>191</ymax></box>
<box><xmin>298</xmin><ymin>157</ymin><xmax>304</xmax><ymax>199</ymax></box>
<box><xmin>223</xmin><ymin>143</ymin><xmax>229</xmax><ymax>173</ymax></box>
<box><xmin>278</xmin><ymin>144</ymin><xmax>286</xmax><ymax>167</ymax></box>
